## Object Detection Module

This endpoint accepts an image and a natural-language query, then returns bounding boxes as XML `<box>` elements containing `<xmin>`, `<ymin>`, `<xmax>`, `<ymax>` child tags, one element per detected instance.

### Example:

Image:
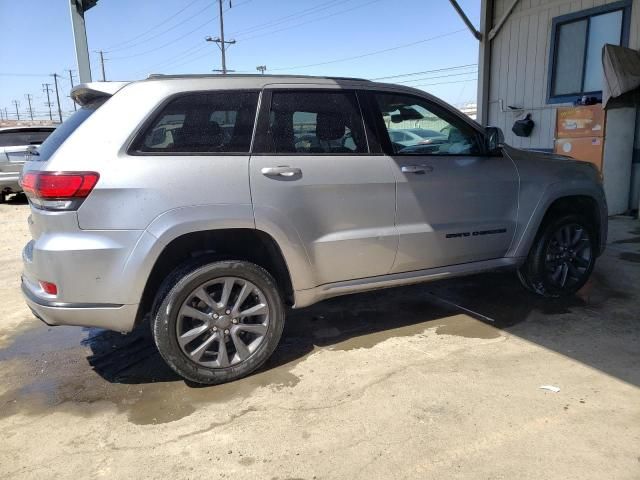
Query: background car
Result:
<box><xmin>0</xmin><ymin>126</ymin><xmax>56</xmax><ymax>202</ymax></box>
<box><xmin>388</xmin><ymin>128</ymin><xmax>448</xmax><ymax>147</ymax></box>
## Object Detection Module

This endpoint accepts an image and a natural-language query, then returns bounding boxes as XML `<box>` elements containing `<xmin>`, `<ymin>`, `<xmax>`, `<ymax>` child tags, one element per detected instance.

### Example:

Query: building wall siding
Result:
<box><xmin>488</xmin><ymin>0</ymin><xmax>639</xmax><ymax>149</ymax></box>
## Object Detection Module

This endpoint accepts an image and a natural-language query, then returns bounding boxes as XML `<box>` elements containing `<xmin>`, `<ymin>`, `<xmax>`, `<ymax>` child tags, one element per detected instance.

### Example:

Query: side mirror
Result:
<box><xmin>485</xmin><ymin>126</ymin><xmax>504</xmax><ymax>153</ymax></box>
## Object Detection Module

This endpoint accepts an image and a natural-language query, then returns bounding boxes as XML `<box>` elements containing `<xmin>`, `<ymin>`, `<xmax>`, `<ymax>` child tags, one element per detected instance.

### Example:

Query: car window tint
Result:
<box><xmin>137</xmin><ymin>91</ymin><xmax>259</xmax><ymax>153</ymax></box>
<box><xmin>374</xmin><ymin>93</ymin><xmax>482</xmax><ymax>156</ymax></box>
<box><xmin>265</xmin><ymin>91</ymin><xmax>367</xmax><ymax>154</ymax></box>
<box><xmin>0</xmin><ymin>130</ymin><xmax>54</xmax><ymax>147</ymax></box>
<box><xmin>36</xmin><ymin>103</ymin><xmax>102</xmax><ymax>162</ymax></box>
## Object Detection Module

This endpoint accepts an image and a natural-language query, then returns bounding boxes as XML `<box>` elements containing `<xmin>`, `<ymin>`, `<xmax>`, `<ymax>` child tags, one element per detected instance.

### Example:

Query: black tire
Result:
<box><xmin>152</xmin><ymin>259</ymin><xmax>285</xmax><ymax>385</ymax></box>
<box><xmin>517</xmin><ymin>214</ymin><xmax>596</xmax><ymax>297</ymax></box>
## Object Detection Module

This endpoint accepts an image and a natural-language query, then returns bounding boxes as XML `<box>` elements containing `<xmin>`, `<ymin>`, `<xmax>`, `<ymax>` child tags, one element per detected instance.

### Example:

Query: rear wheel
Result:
<box><xmin>152</xmin><ymin>259</ymin><xmax>285</xmax><ymax>385</ymax></box>
<box><xmin>517</xmin><ymin>214</ymin><xmax>596</xmax><ymax>297</ymax></box>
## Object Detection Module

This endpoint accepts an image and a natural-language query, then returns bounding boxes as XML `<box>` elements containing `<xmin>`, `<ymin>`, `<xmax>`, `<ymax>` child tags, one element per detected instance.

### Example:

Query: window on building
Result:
<box><xmin>549</xmin><ymin>1</ymin><xmax>631</xmax><ymax>102</ymax></box>
<box><xmin>135</xmin><ymin>91</ymin><xmax>259</xmax><ymax>154</ymax></box>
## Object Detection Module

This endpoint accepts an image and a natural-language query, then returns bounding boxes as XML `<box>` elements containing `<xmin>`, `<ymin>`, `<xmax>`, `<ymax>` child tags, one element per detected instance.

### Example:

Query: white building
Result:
<box><xmin>476</xmin><ymin>0</ymin><xmax>640</xmax><ymax>214</ymax></box>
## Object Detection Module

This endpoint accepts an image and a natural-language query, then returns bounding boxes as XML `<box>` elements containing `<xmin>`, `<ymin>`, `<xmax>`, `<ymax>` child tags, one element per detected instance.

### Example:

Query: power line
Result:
<box><xmin>371</xmin><ymin>63</ymin><xmax>478</xmax><ymax>81</ymax></box>
<box><xmin>0</xmin><ymin>72</ymin><xmax>51</xmax><ymax>77</ymax></box>
<box><xmin>410</xmin><ymin>78</ymin><xmax>478</xmax><ymax>88</ymax></box>
<box><xmin>105</xmin><ymin>0</ymin><xmax>206</xmax><ymax>50</ymax></box>
<box><xmin>109</xmin><ymin>0</ymin><xmax>253</xmax><ymax>61</ymax></box>
<box><xmin>235</xmin><ymin>0</ymin><xmax>382</xmax><ymax>43</ymax></box>
<box><xmin>269</xmin><ymin>29</ymin><xmax>467</xmax><ymax>71</ymax></box>
<box><xmin>394</xmin><ymin>70</ymin><xmax>478</xmax><ymax>85</ymax></box>
<box><xmin>107</xmin><ymin>0</ymin><xmax>212</xmax><ymax>52</ymax></box>
<box><xmin>228</xmin><ymin>0</ymin><xmax>344</xmax><ymax>37</ymax></box>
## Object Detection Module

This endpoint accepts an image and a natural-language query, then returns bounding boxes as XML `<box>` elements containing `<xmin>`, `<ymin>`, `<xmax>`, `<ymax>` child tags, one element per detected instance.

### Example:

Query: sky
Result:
<box><xmin>0</xmin><ymin>0</ymin><xmax>480</xmax><ymax>121</ymax></box>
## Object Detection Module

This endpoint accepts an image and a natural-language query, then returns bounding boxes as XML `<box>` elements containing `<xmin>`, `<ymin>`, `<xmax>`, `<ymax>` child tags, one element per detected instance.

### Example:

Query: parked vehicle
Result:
<box><xmin>20</xmin><ymin>75</ymin><xmax>607</xmax><ymax>385</ymax></box>
<box><xmin>0</xmin><ymin>126</ymin><xmax>55</xmax><ymax>202</ymax></box>
<box><xmin>388</xmin><ymin>128</ymin><xmax>447</xmax><ymax>147</ymax></box>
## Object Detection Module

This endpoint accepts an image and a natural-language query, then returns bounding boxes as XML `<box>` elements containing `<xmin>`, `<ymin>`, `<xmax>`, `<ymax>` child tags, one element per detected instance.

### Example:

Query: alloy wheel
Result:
<box><xmin>544</xmin><ymin>223</ymin><xmax>593</xmax><ymax>289</ymax></box>
<box><xmin>176</xmin><ymin>277</ymin><xmax>270</xmax><ymax>368</ymax></box>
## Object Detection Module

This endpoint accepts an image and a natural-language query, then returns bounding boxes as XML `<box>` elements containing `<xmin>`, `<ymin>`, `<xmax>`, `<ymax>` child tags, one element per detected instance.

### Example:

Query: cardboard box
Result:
<box><xmin>554</xmin><ymin>137</ymin><xmax>604</xmax><ymax>170</ymax></box>
<box><xmin>556</xmin><ymin>105</ymin><xmax>606</xmax><ymax>138</ymax></box>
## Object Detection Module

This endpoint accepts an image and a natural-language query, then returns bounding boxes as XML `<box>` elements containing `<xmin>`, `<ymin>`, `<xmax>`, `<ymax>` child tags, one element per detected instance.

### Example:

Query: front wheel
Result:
<box><xmin>517</xmin><ymin>214</ymin><xmax>596</xmax><ymax>297</ymax></box>
<box><xmin>152</xmin><ymin>259</ymin><xmax>285</xmax><ymax>385</ymax></box>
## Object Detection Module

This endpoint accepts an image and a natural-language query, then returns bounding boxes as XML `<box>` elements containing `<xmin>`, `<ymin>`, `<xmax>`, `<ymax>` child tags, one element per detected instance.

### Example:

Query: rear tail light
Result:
<box><xmin>20</xmin><ymin>171</ymin><xmax>99</xmax><ymax>211</ymax></box>
<box><xmin>39</xmin><ymin>281</ymin><xmax>58</xmax><ymax>295</ymax></box>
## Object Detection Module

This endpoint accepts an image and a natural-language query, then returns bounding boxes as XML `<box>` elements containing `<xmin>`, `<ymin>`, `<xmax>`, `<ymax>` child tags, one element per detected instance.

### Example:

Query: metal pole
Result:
<box><xmin>25</xmin><ymin>94</ymin><xmax>34</xmax><ymax>121</ymax></box>
<box><xmin>12</xmin><ymin>100</ymin><xmax>20</xmax><ymax>121</ymax></box>
<box><xmin>66</xmin><ymin>69</ymin><xmax>77</xmax><ymax>111</ymax></box>
<box><xmin>447</xmin><ymin>0</ymin><xmax>482</xmax><ymax>40</ymax></box>
<box><xmin>52</xmin><ymin>74</ymin><xmax>63</xmax><ymax>123</ymax></box>
<box><xmin>98</xmin><ymin>50</ymin><xmax>106</xmax><ymax>81</ymax></box>
<box><xmin>42</xmin><ymin>84</ymin><xmax>53</xmax><ymax>121</ymax></box>
<box><xmin>69</xmin><ymin>0</ymin><xmax>93</xmax><ymax>83</ymax></box>
<box><xmin>218</xmin><ymin>0</ymin><xmax>227</xmax><ymax>74</ymax></box>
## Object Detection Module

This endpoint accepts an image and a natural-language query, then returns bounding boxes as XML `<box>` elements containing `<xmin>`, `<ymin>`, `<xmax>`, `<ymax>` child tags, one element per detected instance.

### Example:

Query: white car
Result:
<box><xmin>388</xmin><ymin>128</ymin><xmax>448</xmax><ymax>147</ymax></box>
<box><xmin>0</xmin><ymin>126</ymin><xmax>56</xmax><ymax>202</ymax></box>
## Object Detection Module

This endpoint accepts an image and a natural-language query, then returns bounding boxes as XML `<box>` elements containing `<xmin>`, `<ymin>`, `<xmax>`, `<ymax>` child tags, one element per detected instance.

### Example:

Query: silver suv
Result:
<box><xmin>21</xmin><ymin>75</ymin><xmax>607</xmax><ymax>384</ymax></box>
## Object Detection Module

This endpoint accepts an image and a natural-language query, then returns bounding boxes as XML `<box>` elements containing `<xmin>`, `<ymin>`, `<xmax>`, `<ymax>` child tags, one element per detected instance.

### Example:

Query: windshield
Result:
<box><xmin>33</xmin><ymin>101</ymin><xmax>102</xmax><ymax>162</ymax></box>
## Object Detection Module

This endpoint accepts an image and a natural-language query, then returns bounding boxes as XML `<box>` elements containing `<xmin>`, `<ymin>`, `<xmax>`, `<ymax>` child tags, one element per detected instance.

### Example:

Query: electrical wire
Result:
<box><xmin>371</xmin><ymin>63</ymin><xmax>478</xmax><ymax>81</ymax></box>
<box><xmin>110</xmin><ymin>0</ymin><xmax>252</xmax><ymax>61</ymax></box>
<box><xmin>269</xmin><ymin>29</ymin><xmax>467</xmax><ymax>71</ymax></box>
<box><xmin>228</xmin><ymin>0</ymin><xmax>345</xmax><ymax>37</ymax></box>
<box><xmin>107</xmin><ymin>2</ymin><xmax>215</xmax><ymax>53</ymax></box>
<box><xmin>393</xmin><ymin>70</ymin><xmax>478</xmax><ymax>84</ymax></box>
<box><xmin>235</xmin><ymin>0</ymin><xmax>383</xmax><ymax>42</ymax></box>
<box><xmin>105</xmin><ymin>0</ymin><xmax>207</xmax><ymax>50</ymax></box>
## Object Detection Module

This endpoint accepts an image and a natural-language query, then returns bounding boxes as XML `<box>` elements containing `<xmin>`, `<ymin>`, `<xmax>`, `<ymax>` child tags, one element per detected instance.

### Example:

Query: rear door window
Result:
<box><xmin>134</xmin><ymin>91</ymin><xmax>259</xmax><ymax>154</ymax></box>
<box><xmin>258</xmin><ymin>90</ymin><xmax>368</xmax><ymax>154</ymax></box>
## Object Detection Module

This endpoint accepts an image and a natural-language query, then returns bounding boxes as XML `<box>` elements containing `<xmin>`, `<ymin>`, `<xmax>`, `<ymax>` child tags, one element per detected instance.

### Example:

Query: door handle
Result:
<box><xmin>261</xmin><ymin>166</ymin><xmax>302</xmax><ymax>177</ymax></box>
<box><xmin>401</xmin><ymin>165</ymin><xmax>433</xmax><ymax>174</ymax></box>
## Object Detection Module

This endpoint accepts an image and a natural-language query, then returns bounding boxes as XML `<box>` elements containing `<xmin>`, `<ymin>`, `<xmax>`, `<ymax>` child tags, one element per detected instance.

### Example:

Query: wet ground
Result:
<box><xmin>1</xmin><ymin>202</ymin><xmax>639</xmax><ymax>479</ymax></box>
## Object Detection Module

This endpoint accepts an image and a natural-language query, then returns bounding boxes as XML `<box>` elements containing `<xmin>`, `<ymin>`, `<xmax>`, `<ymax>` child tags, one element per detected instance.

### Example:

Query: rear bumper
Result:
<box><xmin>0</xmin><ymin>172</ymin><xmax>21</xmax><ymax>192</ymax></box>
<box><xmin>22</xmin><ymin>278</ymin><xmax>138</xmax><ymax>331</ymax></box>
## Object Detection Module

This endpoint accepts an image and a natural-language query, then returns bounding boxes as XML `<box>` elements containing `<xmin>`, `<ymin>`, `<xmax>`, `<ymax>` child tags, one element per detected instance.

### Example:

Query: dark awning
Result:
<box><xmin>603</xmin><ymin>44</ymin><xmax>640</xmax><ymax>109</ymax></box>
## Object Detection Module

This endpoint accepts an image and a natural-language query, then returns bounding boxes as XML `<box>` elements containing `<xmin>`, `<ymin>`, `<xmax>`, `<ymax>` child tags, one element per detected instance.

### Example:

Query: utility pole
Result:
<box><xmin>24</xmin><ymin>94</ymin><xmax>34</xmax><ymax>121</ymax></box>
<box><xmin>51</xmin><ymin>74</ymin><xmax>63</xmax><ymax>123</ymax></box>
<box><xmin>66</xmin><ymin>69</ymin><xmax>78</xmax><ymax>111</ymax></box>
<box><xmin>205</xmin><ymin>0</ymin><xmax>236</xmax><ymax>74</ymax></box>
<box><xmin>97</xmin><ymin>50</ymin><xmax>107</xmax><ymax>81</ymax></box>
<box><xmin>3</xmin><ymin>108</ymin><xmax>8</xmax><ymax>121</ymax></box>
<box><xmin>12</xmin><ymin>100</ymin><xmax>20</xmax><ymax>121</ymax></box>
<box><xmin>42</xmin><ymin>83</ymin><xmax>54</xmax><ymax>121</ymax></box>
<box><xmin>256</xmin><ymin>65</ymin><xmax>267</xmax><ymax>75</ymax></box>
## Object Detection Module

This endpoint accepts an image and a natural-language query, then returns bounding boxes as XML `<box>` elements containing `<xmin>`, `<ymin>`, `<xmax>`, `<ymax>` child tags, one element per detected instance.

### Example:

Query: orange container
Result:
<box><xmin>554</xmin><ymin>137</ymin><xmax>604</xmax><ymax>171</ymax></box>
<box><xmin>556</xmin><ymin>105</ymin><xmax>606</xmax><ymax>138</ymax></box>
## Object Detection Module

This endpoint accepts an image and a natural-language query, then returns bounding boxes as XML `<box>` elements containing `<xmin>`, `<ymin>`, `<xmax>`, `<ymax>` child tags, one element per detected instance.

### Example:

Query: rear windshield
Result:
<box><xmin>0</xmin><ymin>129</ymin><xmax>54</xmax><ymax>147</ymax></box>
<box><xmin>33</xmin><ymin>101</ymin><xmax>102</xmax><ymax>162</ymax></box>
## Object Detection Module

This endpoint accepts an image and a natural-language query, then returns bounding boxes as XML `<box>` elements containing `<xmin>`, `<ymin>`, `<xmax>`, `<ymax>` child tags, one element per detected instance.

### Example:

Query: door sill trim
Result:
<box><xmin>293</xmin><ymin>257</ymin><xmax>524</xmax><ymax>308</ymax></box>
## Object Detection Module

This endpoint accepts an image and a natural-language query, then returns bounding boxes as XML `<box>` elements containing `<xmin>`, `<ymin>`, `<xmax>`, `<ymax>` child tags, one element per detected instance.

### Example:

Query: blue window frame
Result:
<box><xmin>547</xmin><ymin>0</ymin><xmax>632</xmax><ymax>104</ymax></box>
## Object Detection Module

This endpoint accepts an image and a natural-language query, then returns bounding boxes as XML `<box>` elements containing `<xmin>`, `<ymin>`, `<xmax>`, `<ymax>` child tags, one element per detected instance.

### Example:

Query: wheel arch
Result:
<box><xmin>514</xmin><ymin>192</ymin><xmax>604</xmax><ymax>258</ymax></box>
<box><xmin>134</xmin><ymin>228</ymin><xmax>295</xmax><ymax>327</ymax></box>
